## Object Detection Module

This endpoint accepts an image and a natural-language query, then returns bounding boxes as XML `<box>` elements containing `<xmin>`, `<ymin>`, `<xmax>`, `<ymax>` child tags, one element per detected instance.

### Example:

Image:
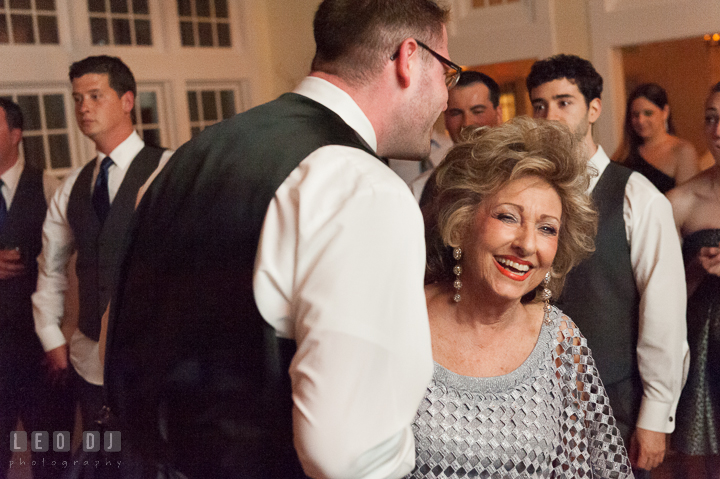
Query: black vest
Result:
<box><xmin>67</xmin><ymin>146</ymin><xmax>164</xmax><ymax>341</ymax></box>
<box><xmin>105</xmin><ymin>93</ymin><xmax>381</xmax><ymax>479</ymax></box>
<box><xmin>0</xmin><ymin>166</ymin><xmax>46</xmax><ymax>346</ymax></box>
<box><xmin>556</xmin><ymin>162</ymin><xmax>642</xmax><ymax>437</ymax></box>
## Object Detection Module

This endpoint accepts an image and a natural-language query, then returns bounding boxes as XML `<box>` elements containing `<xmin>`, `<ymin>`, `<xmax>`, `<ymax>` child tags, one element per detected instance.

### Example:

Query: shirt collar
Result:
<box><xmin>0</xmin><ymin>157</ymin><xmax>24</xmax><ymax>201</ymax></box>
<box><xmin>293</xmin><ymin>76</ymin><xmax>378</xmax><ymax>152</ymax></box>
<box><xmin>587</xmin><ymin>144</ymin><xmax>608</xmax><ymax>193</ymax></box>
<box><xmin>97</xmin><ymin>130</ymin><xmax>144</xmax><ymax>171</ymax></box>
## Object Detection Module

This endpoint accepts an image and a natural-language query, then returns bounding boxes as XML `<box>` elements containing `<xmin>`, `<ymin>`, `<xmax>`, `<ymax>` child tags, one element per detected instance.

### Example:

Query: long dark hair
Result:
<box><xmin>624</xmin><ymin>83</ymin><xmax>675</xmax><ymax>151</ymax></box>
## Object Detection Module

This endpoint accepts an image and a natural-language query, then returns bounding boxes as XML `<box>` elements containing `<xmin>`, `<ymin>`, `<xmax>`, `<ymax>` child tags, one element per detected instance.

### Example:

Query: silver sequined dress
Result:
<box><xmin>406</xmin><ymin>306</ymin><xmax>633</xmax><ymax>478</ymax></box>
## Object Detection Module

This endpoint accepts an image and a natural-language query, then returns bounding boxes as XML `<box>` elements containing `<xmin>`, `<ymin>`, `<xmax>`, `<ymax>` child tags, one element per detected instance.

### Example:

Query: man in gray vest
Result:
<box><xmin>32</xmin><ymin>56</ymin><xmax>173</xmax><ymax>434</ymax></box>
<box><xmin>0</xmin><ymin>99</ymin><xmax>72</xmax><ymax>479</ymax></box>
<box><xmin>104</xmin><ymin>1</ymin><xmax>453</xmax><ymax>478</ymax></box>
<box><xmin>527</xmin><ymin>54</ymin><xmax>688</xmax><ymax>478</ymax></box>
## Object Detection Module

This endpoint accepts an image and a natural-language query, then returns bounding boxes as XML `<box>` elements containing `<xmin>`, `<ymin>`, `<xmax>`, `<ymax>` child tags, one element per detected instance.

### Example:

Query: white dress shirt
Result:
<box><xmin>32</xmin><ymin>131</ymin><xmax>173</xmax><ymax>386</ymax></box>
<box><xmin>590</xmin><ymin>145</ymin><xmax>689</xmax><ymax>433</ymax></box>
<box><xmin>0</xmin><ymin>157</ymin><xmax>59</xmax><ymax>207</ymax></box>
<box><xmin>254</xmin><ymin>77</ymin><xmax>433</xmax><ymax>479</ymax></box>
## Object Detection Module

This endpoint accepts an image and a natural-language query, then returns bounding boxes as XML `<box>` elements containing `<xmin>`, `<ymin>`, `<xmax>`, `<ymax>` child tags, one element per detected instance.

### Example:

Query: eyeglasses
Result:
<box><xmin>391</xmin><ymin>39</ymin><xmax>463</xmax><ymax>89</ymax></box>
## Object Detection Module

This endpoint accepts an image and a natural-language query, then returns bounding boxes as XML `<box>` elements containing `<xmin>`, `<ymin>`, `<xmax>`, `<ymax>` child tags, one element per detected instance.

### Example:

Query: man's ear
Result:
<box><xmin>120</xmin><ymin>91</ymin><xmax>135</xmax><ymax>115</ymax></box>
<box><xmin>587</xmin><ymin>97</ymin><xmax>602</xmax><ymax>125</ymax></box>
<box><xmin>10</xmin><ymin>128</ymin><xmax>22</xmax><ymax>149</ymax></box>
<box><xmin>494</xmin><ymin>106</ymin><xmax>503</xmax><ymax>126</ymax></box>
<box><xmin>393</xmin><ymin>38</ymin><xmax>420</xmax><ymax>89</ymax></box>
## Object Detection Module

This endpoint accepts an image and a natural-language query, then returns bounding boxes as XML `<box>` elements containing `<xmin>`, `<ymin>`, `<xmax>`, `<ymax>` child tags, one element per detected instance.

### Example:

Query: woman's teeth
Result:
<box><xmin>496</xmin><ymin>257</ymin><xmax>530</xmax><ymax>273</ymax></box>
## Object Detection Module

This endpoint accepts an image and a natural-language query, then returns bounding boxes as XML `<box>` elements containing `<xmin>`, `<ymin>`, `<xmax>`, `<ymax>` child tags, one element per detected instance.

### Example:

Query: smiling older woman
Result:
<box><xmin>408</xmin><ymin>116</ymin><xmax>633</xmax><ymax>478</ymax></box>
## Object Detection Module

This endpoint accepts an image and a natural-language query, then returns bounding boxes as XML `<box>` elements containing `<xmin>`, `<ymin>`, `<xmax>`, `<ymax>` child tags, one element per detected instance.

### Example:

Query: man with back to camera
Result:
<box><xmin>411</xmin><ymin>70</ymin><xmax>502</xmax><ymax>201</ymax></box>
<box><xmin>0</xmin><ymin>99</ymin><xmax>72</xmax><ymax>479</ymax></box>
<box><xmin>32</xmin><ymin>56</ymin><xmax>173</xmax><ymax>437</ymax></box>
<box><xmin>103</xmin><ymin>1</ymin><xmax>455</xmax><ymax>478</ymax></box>
<box><xmin>527</xmin><ymin>54</ymin><xmax>688</xmax><ymax>478</ymax></box>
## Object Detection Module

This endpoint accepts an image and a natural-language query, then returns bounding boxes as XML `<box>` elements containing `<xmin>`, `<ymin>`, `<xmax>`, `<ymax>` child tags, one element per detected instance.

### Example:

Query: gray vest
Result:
<box><xmin>556</xmin><ymin>162</ymin><xmax>642</xmax><ymax>438</ymax></box>
<box><xmin>0</xmin><ymin>166</ymin><xmax>46</xmax><ymax>346</ymax></box>
<box><xmin>67</xmin><ymin>146</ymin><xmax>164</xmax><ymax>341</ymax></box>
<box><xmin>106</xmin><ymin>93</ymin><xmax>381</xmax><ymax>479</ymax></box>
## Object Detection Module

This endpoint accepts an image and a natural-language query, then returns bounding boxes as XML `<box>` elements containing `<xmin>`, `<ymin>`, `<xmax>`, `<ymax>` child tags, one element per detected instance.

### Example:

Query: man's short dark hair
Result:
<box><xmin>526</xmin><ymin>54</ymin><xmax>603</xmax><ymax>106</ymax></box>
<box><xmin>311</xmin><ymin>0</ymin><xmax>449</xmax><ymax>85</ymax></box>
<box><xmin>0</xmin><ymin>98</ymin><xmax>23</xmax><ymax>131</ymax></box>
<box><xmin>455</xmin><ymin>71</ymin><xmax>500</xmax><ymax>108</ymax></box>
<box><xmin>69</xmin><ymin>55</ymin><xmax>136</xmax><ymax>98</ymax></box>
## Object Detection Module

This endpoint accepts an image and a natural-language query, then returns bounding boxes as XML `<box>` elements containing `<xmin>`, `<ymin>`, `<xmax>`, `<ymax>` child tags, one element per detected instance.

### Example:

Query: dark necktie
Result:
<box><xmin>92</xmin><ymin>157</ymin><xmax>113</xmax><ymax>224</ymax></box>
<box><xmin>0</xmin><ymin>180</ymin><xmax>7</xmax><ymax>231</ymax></box>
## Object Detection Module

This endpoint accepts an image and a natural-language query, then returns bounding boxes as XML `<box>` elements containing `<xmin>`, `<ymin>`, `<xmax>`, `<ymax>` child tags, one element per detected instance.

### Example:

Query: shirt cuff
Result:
<box><xmin>35</xmin><ymin>325</ymin><xmax>68</xmax><ymax>352</ymax></box>
<box><xmin>636</xmin><ymin>398</ymin><xmax>676</xmax><ymax>433</ymax></box>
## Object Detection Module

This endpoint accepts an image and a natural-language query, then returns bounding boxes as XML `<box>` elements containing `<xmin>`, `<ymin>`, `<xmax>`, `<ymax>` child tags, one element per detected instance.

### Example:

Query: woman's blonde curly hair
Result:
<box><xmin>423</xmin><ymin>116</ymin><xmax>598</xmax><ymax>301</ymax></box>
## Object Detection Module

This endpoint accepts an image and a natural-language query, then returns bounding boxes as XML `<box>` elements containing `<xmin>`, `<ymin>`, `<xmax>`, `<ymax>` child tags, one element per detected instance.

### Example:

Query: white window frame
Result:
<box><xmin>0</xmin><ymin>0</ymin><xmax>60</xmax><ymax>45</ymax></box>
<box><xmin>87</xmin><ymin>0</ymin><xmax>154</xmax><ymax>46</ymax></box>
<box><xmin>134</xmin><ymin>82</ymin><xmax>170</xmax><ymax>148</ymax></box>
<box><xmin>185</xmin><ymin>81</ymin><xmax>244</xmax><ymax>135</ymax></box>
<box><xmin>0</xmin><ymin>85</ymin><xmax>80</xmax><ymax>177</ymax></box>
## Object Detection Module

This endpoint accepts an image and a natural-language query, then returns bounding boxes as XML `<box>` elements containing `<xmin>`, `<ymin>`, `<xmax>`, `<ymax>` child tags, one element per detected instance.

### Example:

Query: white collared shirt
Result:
<box><xmin>253</xmin><ymin>77</ymin><xmax>433</xmax><ymax>479</ymax></box>
<box><xmin>589</xmin><ymin>145</ymin><xmax>689</xmax><ymax>433</ymax></box>
<box><xmin>32</xmin><ymin>131</ymin><xmax>173</xmax><ymax>386</ymax></box>
<box><xmin>0</xmin><ymin>157</ymin><xmax>59</xmax><ymax>207</ymax></box>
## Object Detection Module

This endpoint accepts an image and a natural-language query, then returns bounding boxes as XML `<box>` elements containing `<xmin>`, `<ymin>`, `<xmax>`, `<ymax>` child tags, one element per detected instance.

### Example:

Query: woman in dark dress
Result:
<box><xmin>615</xmin><ymin>83</ymin><xmax>700</xmax><ymax>193</ymax></box>
<box><xmin>667</xmin><ymin>82</ymin><xmax>720</xmax><ymax>479</ymax></box>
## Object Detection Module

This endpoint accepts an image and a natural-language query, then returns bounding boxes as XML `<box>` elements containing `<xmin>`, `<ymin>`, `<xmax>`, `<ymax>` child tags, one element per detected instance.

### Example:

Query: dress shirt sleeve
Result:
<box><xmin>254</xmin><ymin>146</ymin><xmax>433</xmax><ymax>479</ymax></box>
<box><xmin>624</xmin><ymin>173</ymin><xmax>688</xmax><ymax>433</ymax></box>
<box><xmin>32</xmin><ymin>168</ymin><xmax>81</xmax><ymax>352</ymax></box>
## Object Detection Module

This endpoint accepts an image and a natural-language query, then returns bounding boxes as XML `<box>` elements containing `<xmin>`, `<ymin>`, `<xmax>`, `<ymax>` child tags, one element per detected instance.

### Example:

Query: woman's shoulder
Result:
<box><xmin>547</xmin><ymin>306</ymin><xmax>585</xmax><ymax>347</ymax></box>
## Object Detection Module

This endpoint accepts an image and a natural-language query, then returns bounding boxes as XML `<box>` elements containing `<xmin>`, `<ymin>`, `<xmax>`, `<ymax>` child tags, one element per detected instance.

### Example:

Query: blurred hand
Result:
<box><xmin>0</xmin><ymin>248</ymin><xmax>25</xmax><ymax>279</ymax></box>
<box><xmin>698</xmin><ymin>246</ymin><xmax>720</xmax><ymax>276</ymax></box>
<box><xmin>630</xmin><ymin>427</ymin><xmax>666</xmax><ymax>471</ymax></box>
<box><xmin>44</xmin><ymin>344</ymin><xmax>70</xmax><ymax>386</ymax></box>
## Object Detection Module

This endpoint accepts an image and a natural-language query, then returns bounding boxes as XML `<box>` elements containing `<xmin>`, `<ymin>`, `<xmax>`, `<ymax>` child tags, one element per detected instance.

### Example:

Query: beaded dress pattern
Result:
<box><xmin>406</xmin><ymin>306</ymin><xmax>633</xmax><ymax>478</ymax></box>
<box><xmin>673</xmin><ymin>228</ymin><xmax>720</xmax><ymax>455</ymax></box>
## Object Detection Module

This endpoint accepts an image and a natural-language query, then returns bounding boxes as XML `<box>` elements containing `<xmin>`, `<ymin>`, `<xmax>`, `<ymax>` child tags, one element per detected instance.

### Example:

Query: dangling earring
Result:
<box><xmin>452</xmin><ymin>247</ymin><xmax>462</xmax><ymax>303</ymax></box>
<box><xmin>540</xmin><ymin>272</ymin><xmax>553</xmax><ymax>325</ymax></box>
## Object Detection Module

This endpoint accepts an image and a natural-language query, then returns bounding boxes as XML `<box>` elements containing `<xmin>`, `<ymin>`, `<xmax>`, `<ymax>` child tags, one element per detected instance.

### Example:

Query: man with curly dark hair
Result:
<box><xmin>527</xmin><ymin>54</ymin><xmax>688</xmax><ymax>479</ymax></box>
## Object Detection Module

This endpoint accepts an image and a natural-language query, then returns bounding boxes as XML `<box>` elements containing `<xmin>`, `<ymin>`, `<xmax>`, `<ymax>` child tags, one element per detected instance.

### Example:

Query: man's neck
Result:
<box><xmin>0</xmin><ymin>154</ymin><xmax>19</xmax><ymax>178</ymax></box>
<box><xmin>94</xmin><ymin>126</ymin><xmax>135</xmax><ymax>157</ymax></box>
<box><xmin>582</xmin><ymin>133</ymin><xmax>598</xmax><ymax>162</ymax></box>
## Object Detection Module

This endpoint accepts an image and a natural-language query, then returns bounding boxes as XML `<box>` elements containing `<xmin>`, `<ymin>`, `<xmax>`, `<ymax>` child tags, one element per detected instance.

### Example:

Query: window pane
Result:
<box><xmin>200</xmin><ymin>90</ymin><xmax>217</xmax><ymax>121</ymax></box>
<box><xmin>191</xmin><ymin>126</ymin><xmax>201</xmax><ymax>137</ymax></box>
<box><xmin>43</xmin><ymin>95</ymin><xmax>66</xmax><ymax>129</ymax></box>
<box><xmin>180</xmin><ymin>21</ymin><xmax>194</xmax><ymax>46</ymax></box>
<box><xmin>36</xmin><ymin>0</ymin><xmax>56</xmax><ymax>10</ymax></box>
<box><xmin>48</xmin><ymin>134</ymin><xmax>71</xmax><ymax>169</ymax></box>
<box><xmin>9</xmin><ymin>0</ymin><xmax>31</xmax><ymax>8</ymax></box>
<box><xmin>90</xmin><ymin>17</ymin><xmax>109</xmax><ymax>45</ymax></box>
<box><xmin>187</xmin><ymin>91</ymin><xmax>199</xmax><ymax>121</ymax></box>
<box><xmin>88</xmin><ymin>0</ymin><xmax>105</xmax><ymax>12</ymax></box>
<box><xmin>138</xmin><ymin>92</ymin><xmax>158</xmax><ymax>124</ymax></box>
<box><xmin>141</xmin><ymin>128</ymin><xmax>160</xmax><ymax>147</ymax></box>
<box><xmin>135</xmin><ymin>19</ymin><xmax>151</xmax><ymax>45</ymax></box>
<box><xmin>177</xmin><ymin>0</ymin><xmax>191</xmax><ymax>16</ymax></box>
<box><xmin>196</xmin><ymin>0</ymin><xmax>210</xmax><ymax>17</ymax></box>
<box><xmin>17</xmin><ymin>96</ymin><xmax>41</xmax><ymax>131</ymax></box>
<box><xmin>37</xmin><ymin>15</ymin><xmax>59</xmax><ymax>44</ymax></box>
<box><xmin>22</xmin><ymin>136</ymin><xmax>46</xmax><ymax>170</ymax></box>
<box><xmin>112</xmin><ymin>18</ymin><xmax>131</xmax><ymax>45</ymax></box>
<box><xmin>11</xmin><ymin>15</ymin><xmax>34</xmax><ymax>44</ymax></box>
<box><xmin>217</xmin><ymin>22</ymin><xmax>230</xmax><ymax>47</ymax></box>
<box><xmin>0</xmin><ymin>16</ymin><xmax>8</xmax><ymax>44</ymax></box>
<box><xmin>214</xmin><ymin>0</ymin><xmax>228</xmax><ymax>18</ymax></box>
<box><xmin>110</xmin><ymin>0</ymin><xmax>129</xmax><ymax>13</ymax></box>
<box><xmin>220</xmin><ymin>90</ymin><xmax>235</xmax><ymax>119</ymax></box>
<box><xmin>197</xmin><ymin>21</ymin><xmax>212</xmax><ymax>46</ymax></box>
<box><xmin>132</xmin><ymin>0</ymin><xmax>149</xmax><ymax>14</ymax></box>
